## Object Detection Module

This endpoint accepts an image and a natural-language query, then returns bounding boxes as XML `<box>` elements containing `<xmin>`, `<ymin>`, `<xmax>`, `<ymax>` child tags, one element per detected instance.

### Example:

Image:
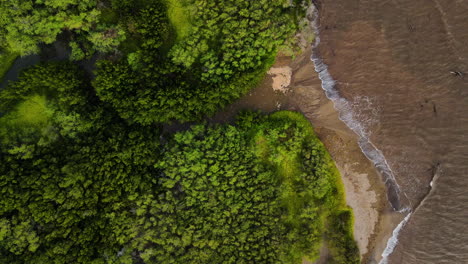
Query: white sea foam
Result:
<box><xmin>379</xmin><ymin>213</ymin><xmax>412</xmax><ymax>264</ymax></box>
<box><xmin>309</xmin><ymin>8</ymin><xmax>405</xmax><ymax>210</ymax></box>
<box><xmin>309</xmin><ymin>7</ymin><xmax>414</xmax><ymax>262</ymax></box>
<box><xmin>378</xmin><ymin>163</ymin><xmax>441</xmax><ymax>262</ymax></box>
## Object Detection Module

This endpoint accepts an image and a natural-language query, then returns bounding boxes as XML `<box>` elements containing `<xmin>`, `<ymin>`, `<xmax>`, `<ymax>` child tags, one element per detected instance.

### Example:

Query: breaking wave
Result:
<box><xmin>309</xmin><ymin>7</ymin><xmax>406</xmax><ymax>212</ymax></box>
<box><xmin>308</xmin><ymin>6</ymin><xmax>415</xmax><ymax>262</ymax></box>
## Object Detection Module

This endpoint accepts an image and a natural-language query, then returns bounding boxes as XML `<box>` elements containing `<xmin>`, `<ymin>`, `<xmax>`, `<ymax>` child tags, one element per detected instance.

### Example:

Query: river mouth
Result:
<box><xmin>5</xmin><ymin>1</ymin><xmax>468</xmax><ymax>261</ymax></box>
<box><xmin>207</xmin><ymin>37</ymin><xmax>397</xmax><ymax>262</ymax></box>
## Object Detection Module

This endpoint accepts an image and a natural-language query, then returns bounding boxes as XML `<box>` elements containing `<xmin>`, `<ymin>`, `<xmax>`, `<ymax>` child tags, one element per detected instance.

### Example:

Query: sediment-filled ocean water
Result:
<box><xmin>314</xmin><ymin>0</ymin><xmax>468</xmax><ymax>263</ymax></box>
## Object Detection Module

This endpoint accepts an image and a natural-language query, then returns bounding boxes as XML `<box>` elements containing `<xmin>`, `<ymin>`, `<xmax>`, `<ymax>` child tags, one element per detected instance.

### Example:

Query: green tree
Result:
<box><xmin>0</xmin><ymin>115</ymin><xmax>161</xmax><ymax>263</ymax></box>
<box><xmin>93</xmin><ymin>0</ymin><xmax>302</xmax><ymax>124</ymax></box>
<box><xmin>0</xmin><ymin>0</ymin><xmax>101</xmax><ymax>55</ymax></box>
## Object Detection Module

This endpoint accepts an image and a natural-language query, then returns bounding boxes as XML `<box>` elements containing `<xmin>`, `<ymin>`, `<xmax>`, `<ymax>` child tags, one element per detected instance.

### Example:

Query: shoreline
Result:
<box><xmin>211</xmin><ymin>47</ymin><xmax>399</xmax><ymax>263</ymax></box>
<box><xmin>287</xmin><ymin>49</ymin><xmax>397</xmax><ymax>263</ymax></box>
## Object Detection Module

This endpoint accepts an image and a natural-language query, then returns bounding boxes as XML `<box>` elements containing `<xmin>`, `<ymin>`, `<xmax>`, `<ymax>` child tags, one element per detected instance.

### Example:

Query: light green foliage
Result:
<box><xmin>88</xmin><ymin>24</ymin><xmax>127</xmax><ymax>53</ymax></box>
<box><xmin>93</xmin><ymin>0</ymin><xmax>299</xmax><ymax>124</ymax></box>
<box><xmin>127</xmin><ymin>52</ymin><xmax>142</xmax><ymax>70</ymax></box>
<box><xmin>122</xmin><ymin>111</ymin><xmax>359</xmax><ymax>263</ymax></box>
<box><xmin>0</xmin><ymin>0</ymin><xmax>101</xmax><ymax>55</ymax></box>
<box><xmin>265</xmin><ymin>112</ymin><xmax>360</xmax><ymax>264</ymax></box>
<box><xmin>0</xmin><ymin>49</ymin><xmax>18</xmax><ymax>81</ymax></box>
<box><xmin>69</xmin><ymin>41</ymin><xmax>87</xmax><ymax>61</ymax></box>
<box><xmin>14</xmin><ymin>95</ymin><xmax>49</xmax><ymax>126</ymax></box>
<box><xmin>134</xmin><ymin>125</ymin><xmax>283</xmax><ymax>263</ymax></box>
<box><xmin>0</xmin><ymin>63</ymin><xmax>95</xmax><ymax>149</ymax></box>
<box><xmin>165</xmin><ymin>0</ymin><xmax>192</xmax><ymax>40</ymax></box>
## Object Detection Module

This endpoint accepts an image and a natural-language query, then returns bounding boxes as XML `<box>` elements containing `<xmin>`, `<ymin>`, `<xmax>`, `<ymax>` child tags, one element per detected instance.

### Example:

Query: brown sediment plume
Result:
<box><xmin>314</xmin><ymin>0</ymin><xmax>468</xmax><ymax>262</ymax></box>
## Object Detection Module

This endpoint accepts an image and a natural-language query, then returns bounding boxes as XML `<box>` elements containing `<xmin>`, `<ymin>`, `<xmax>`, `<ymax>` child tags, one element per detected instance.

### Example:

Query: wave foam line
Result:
<box><xmin>308</xmin><ymin>7</ymin><xmax>417</xmax><ymax>261</ymax></box>
<box><xmin>309</xmin><ymin>8</ymin><xmax>408</xmax><ymax>212</ymax></box>
<box><xmin>379</xmin><ymin>213</ymin><xmax>412</xmax><ymax>264</ymax></box>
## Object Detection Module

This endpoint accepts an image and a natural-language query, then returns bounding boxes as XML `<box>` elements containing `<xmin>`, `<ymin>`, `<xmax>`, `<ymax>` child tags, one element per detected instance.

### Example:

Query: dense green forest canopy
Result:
<box><xmin>93</xmin><ymin>0</ymin><xmax>305</xmax><ymax>124</ymax></box>
<box><xmin>0</xmin><ymin>0</ymin><xmax>126</xmax><ymax>56</ymax></box>
<box><xmin>0</xmin><ymin>73</ymin><xmax>358</xmax><ymax>262</ymax></box>
<box><xmin>141</xmin><ymin>111</ymin><xmax>359</xmax><ymax>264</ymax></box>
<box><xmin>0</xmin><ymin>0</ymin><xmax>359</xmax><ymax>263</ymax></box>
<box><xmin>1</xmin><ymin>0</ymin><xmax>307</xmax><ymax>123</ymax></box>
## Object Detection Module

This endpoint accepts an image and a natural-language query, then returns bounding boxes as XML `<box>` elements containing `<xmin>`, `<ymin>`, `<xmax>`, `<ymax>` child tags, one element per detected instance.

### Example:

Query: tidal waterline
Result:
<box><xmin>310</xmin><ymin>18</ymin><xmax>408</xmax><ymax>212</ymax></box>
<box><xmin>314</xmin><ymin>0</ymin><xmax>468</xmax><ymax>263</ymax></box>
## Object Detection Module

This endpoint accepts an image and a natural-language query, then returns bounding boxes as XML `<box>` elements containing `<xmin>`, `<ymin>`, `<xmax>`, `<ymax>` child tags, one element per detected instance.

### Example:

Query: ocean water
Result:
<box><xmin>311</xmin><ymin>14</ymin><xmax>408</xmax><ymax>212</ymax></box>
<box><xmin>312</xmin><ymin>0</ymin><xmax>468</xmax><ymax>263</ymax></box>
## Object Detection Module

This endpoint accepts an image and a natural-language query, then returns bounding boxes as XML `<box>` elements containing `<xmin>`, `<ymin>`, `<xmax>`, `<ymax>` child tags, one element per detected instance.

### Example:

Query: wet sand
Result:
<box><xmin>211</xmin><ymin>47</ymin><xmax>399</xmax><ymax>263</ymax></box>
<box><xmin>286</xmin><ymin>49</ymin><xmax>401</xmax><ymax>264</ymax></box>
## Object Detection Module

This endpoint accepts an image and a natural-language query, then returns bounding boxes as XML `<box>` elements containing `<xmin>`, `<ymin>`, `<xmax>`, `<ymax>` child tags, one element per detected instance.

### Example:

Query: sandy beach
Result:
<box><xmin>207</xmin><ymin>4</ymin><xmax>407</xmax><ymax>261</ymax></box>
<box><xmin>289</xmin><ymin>49</ymin><xmax>394</xmax><ymax>263</ymax></box>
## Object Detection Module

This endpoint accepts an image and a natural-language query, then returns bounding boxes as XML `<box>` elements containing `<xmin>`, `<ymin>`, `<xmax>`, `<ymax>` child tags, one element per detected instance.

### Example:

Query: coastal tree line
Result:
<box><xmin>0</xmin><ymin>0</ymin><xmax>359</xmax><ymax>263</ymax></box>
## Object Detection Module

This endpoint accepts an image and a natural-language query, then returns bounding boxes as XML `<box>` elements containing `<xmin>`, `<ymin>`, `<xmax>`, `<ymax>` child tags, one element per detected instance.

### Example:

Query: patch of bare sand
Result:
<box><xmin>268</xmin><ymin>66</ymin><xmax>293</xmax><ymax>93</ymax></box>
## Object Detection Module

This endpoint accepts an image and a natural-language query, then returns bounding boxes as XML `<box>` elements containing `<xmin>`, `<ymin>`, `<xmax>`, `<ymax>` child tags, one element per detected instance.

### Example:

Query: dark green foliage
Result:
<box><xmin>0</xmin><ymin>49</ymin><xmax>18</xmax><ymax>81</ymax></box>
<box><xmin>87</xmin><ymin>24</ymin><xmax>127</xmax><ymax>53</ymax></box>
<box><xmin>0</xmin><ymin>92</ymin><xmax>359</xmax><ymax>263</ymax></box>
<box><xmin>0</xmin><ymin>1</ymin><xmax>359</xmax><ymax>263</ymax></box>
<box><xmin>138</xmin><ymin>6</ymin><xmax>170</xmax><ymax>50</ymax></box>
<box><xmin>259</xmin><ymin>112</ymin><xmax>360</xmax><ymax>263</ymax></box>
<box><xmin>0</xmin><ymin>62</ymin><xmax>160</xmax><ymax>262</ymax></box>
<box><xmin>0</xmin><ymin>0</ymin><xmax>100</xmax><ymax>55</ymax></box>
<box><xmin>93</xmin><ymin>59</ymin><xmax>198</xmax><ymax>124</ymax></box>
<box><xmin>326</xmin><ymin>210</ymin><xmax>360</xmax><ymax>264</ymax></box>
<box><xmin>0</xmin><ymin>64</ymin><xmax>162</xmax><ymax>263</ymax></box>
<box><xmin>134</xmin><ymin>125</ymin><xmax>284</xmax><ymax>263</ymax></box>
<box><xmin>120</xmin><ymin>112</ymin><xmax>360</xmax><ymax>263</ymax></box>
<box><xmin>0</xmin><ymin>121</ymin><xmax>161</xmax><ymax>264</ymax></box>
<box><xmin>0</xmin><ymin>63</ymin><xmax>89</xmax><ymax>112</ymax></box>
<box><xmin>169</xmin><ymin>0</ymin><xmax>296</xmax><ymax>84</ymax></box>
<box><xmin>0</xmin><ymin>0</ymin><xmax>144</xmax><ymax>57</ymax></box>
<box><xmin>93</xmin><ymin>0</ymin><xmax>299</xmax><ymax>124</ymax></box>
<box><xmin>93</xmin><ymin>5</ymin><xmax>192</xmax><ymax>124</ymax></box>
<box><xmin>0</xmin><ymin>63</ymin><xmax>94</xmax><ymax>151</ymax></box>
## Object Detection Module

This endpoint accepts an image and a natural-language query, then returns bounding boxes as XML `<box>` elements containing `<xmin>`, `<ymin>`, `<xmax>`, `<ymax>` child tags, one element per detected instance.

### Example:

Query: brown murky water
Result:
<box><xmin>315</xmin><ymin>0</ymin><xmax>468</xmax><ymax>263</ymax></box>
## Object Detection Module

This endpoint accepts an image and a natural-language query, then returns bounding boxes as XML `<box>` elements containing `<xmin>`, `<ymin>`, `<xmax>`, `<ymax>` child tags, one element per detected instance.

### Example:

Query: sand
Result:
<box><xmin>267</xmin><ymin>66</ymin><xmax>293</xmax><ymax>93</ymax></box>
<box><xmin>287</xmin><ymin>49</ymin><xmax>407</xmax><ymax>263</ymax></box>
<box><xmin>288</xmin><ymin>49</ymin><xmax>389</xmax><ymax>262</ymax></box>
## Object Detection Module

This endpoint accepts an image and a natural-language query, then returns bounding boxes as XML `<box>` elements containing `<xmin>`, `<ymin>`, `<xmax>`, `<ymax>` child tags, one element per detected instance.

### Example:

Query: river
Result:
<box><xmin>314</xmin><ymin>0</ymin><xmax>468</xmax><ymax>263</ymax></box>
